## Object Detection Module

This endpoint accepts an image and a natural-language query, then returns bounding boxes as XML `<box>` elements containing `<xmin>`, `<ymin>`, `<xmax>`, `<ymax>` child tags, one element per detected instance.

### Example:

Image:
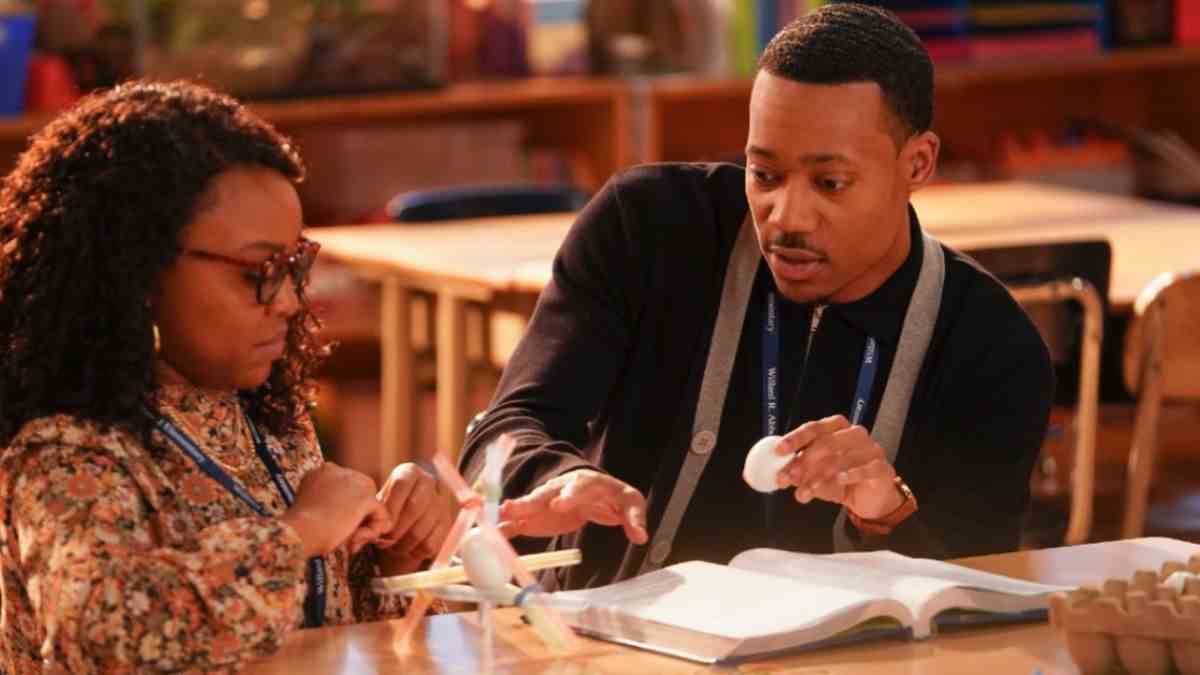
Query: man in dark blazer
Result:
<box><xmin>460</xmin><ymin>3</ymin><xmax>1053</xmax><ymax>590</ymax></box>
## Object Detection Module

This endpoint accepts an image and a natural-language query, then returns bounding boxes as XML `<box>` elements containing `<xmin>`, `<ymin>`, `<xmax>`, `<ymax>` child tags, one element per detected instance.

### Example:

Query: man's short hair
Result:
<box><xmin>758</xmin><ymin>3</ymin><xmax>934</xmax><ymax>140</ymax></box>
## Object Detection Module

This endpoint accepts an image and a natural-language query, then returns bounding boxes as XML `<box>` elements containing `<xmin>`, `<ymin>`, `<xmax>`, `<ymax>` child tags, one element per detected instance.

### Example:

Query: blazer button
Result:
<box><xmin>650</xmin><ymin>541</ymin><xmax>671</xmax><ymax>565</ymax></box>
<box><xmin>691</xmin><ymin>430</ymin><xmax>716</xmax><ymax>455</ymax></box>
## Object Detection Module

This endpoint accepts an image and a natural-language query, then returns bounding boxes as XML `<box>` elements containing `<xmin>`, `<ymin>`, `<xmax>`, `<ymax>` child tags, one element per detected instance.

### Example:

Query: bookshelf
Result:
<box><xmin>5</xmin><ymin>49</ymin><xmax>1200</xmax><ymax>206</ymax></box>
<box><xmin>642</xmin><ymin>47</ymin><xmax>1200</xmax><ymax>167</ymax></box>
<box><xmin>0</xmin><ymin>77</ymin><xmax>631</xmax><ymax>220</ymax></box>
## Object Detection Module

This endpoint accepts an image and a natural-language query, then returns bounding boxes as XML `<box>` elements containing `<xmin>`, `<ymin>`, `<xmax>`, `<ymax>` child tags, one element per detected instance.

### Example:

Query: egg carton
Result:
<box><xmin>1050</xmin><ymin>554</ymin><xmax>1200</xmax><ymax>675</ymax></box>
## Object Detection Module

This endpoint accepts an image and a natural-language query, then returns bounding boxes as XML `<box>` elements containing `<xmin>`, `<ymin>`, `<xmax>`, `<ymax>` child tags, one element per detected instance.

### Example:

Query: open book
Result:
<box><xmin>551</xmin><ymin>548</ymin><xmax>1072</xmax><ymax>664</ymax></box>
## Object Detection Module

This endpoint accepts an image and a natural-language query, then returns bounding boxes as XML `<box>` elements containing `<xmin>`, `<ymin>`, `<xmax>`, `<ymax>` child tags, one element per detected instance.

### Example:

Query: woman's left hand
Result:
<box><xmin>374</xmin><ymin>463</ymin><xmax>458</xmax><ymax>571</ymax></box>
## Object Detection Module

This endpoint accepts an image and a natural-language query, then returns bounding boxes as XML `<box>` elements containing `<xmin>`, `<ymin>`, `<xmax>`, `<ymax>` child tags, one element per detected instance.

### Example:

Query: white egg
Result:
<box><xmin>743</xmin><ymin>435</ymin><xmax>791</xmax><ymax>493</ymax></box>
<box><xmin>460</xmin><ymin>527</ymin><xmax>512</xmax><ymax>593</ymax></box>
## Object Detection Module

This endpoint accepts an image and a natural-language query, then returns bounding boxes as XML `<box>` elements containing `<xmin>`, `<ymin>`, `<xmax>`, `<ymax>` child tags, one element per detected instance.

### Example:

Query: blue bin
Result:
<box><xmin>0</xmin><ymin>13</ymin><xmax>36</xmax><ymax>117</ymax></box>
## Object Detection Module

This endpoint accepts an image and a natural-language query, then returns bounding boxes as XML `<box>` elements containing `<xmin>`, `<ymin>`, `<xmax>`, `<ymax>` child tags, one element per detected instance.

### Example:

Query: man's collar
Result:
<box><xmin>823</xmin><ymin>205</ymin><xmax>924</xmax><ymax>346</ymax></box>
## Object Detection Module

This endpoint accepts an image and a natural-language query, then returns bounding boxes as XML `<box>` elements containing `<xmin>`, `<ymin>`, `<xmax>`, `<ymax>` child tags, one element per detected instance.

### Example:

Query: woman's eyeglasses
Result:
<box><xmin>182</xmin><ymin>237</ymin><xmax>321</xmax><ymax>305</ymax></box>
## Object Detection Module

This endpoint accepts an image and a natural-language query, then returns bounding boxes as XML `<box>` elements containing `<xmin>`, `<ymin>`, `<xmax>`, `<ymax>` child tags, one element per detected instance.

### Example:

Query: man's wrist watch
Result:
<box><xmin>848</xmin><ymin>475</ymin><xmax>918</xmax><ymax>536</ymax></box>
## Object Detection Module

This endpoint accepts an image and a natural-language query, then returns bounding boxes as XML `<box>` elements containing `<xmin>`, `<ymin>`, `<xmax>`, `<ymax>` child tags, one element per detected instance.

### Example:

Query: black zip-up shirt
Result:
<box><xmin>461</xmin><ymin>163</ymin><xmax>1054</xmax><ymax>590</ymax></box>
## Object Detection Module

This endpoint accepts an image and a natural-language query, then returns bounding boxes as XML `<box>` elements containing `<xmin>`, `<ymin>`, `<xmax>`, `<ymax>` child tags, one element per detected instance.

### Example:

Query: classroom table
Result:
<box><xmin>243</xmin><ymin>536</ymin><xmax>1200</xmax><ymax>674</ymax></box>
<box><xmin>309</xmin><ymin>180</ymin><xmax>1200</xmax><ymax>465</ymax></box>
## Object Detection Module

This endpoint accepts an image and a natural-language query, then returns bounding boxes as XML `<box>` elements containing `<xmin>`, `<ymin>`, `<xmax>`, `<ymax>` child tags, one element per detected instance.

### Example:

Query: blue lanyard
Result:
<box><xmin>763</xmin><ymin>291</ymin><xmax>879</xmax><ymax>437</ymax></box>
<box><xmin>153</xmin><ymin>410</ymin><xmax>327</xmax><ymax>629</ymax></box>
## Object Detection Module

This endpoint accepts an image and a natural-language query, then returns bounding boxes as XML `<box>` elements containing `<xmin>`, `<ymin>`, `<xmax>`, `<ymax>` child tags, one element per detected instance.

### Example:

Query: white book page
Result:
<box><xmin>553</xmin><ymin>560</ymin><xmax>898</xmax><ymax>641</ymax></box>
<box><xmin>825</xmin><ymin>550</ymin><xmax>1073</xmax><ymax>595</ymax></box>
<box><xmin>729</xmin><ymin>548</ymin><xmax>1071</xmax><ymax>624</ymax></box>
<box><xmin>730</xmin><ymin>548</ymin><xmax>957</xmax><ymax>617</ymax></box>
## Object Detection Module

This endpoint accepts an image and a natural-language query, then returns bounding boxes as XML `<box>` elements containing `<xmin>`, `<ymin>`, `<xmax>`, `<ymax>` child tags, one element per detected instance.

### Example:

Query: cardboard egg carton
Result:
<box><xmin>1050</xmin><ymin>554</ymin><xmax>1200</xmax><ymax>675</ymax></box>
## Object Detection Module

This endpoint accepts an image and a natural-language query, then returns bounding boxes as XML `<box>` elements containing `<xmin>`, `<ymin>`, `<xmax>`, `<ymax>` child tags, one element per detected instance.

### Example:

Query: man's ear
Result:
<box><xmin>904</xmin><ymin>130</ymin><xmax>940</xmax><ymax>191</ymax></box>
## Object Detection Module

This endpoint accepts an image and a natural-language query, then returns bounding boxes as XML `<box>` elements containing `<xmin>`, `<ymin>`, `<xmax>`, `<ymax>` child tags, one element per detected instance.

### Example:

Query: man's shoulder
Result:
<box><xmin>607</xmin><ymin>162</ymin><xmax>745</xmax><ymax>204</ymax></box>
<box><xmin>942</xmin><ymin>245</ymin><xmax>1049</xmax><ymax>350</ymax></box>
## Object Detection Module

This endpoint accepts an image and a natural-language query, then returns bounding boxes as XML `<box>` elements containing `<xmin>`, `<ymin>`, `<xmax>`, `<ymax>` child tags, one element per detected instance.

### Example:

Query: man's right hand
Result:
<box><xmin>280</xmin><ymin>462</ymin><xmax>393</xmax><ymax>558</ymax></box>
<box><xmin>497</xmin><ymin>469</ymin><xmax>648</xmax><ymax>544</ymax></box>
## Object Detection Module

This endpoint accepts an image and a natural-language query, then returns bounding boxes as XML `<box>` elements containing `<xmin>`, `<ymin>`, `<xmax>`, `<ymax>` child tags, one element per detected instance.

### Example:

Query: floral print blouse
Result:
<box><xmin>0</xmin><ymin>384</ymin><xmax>403</xmax><ymax>673</ymax></box>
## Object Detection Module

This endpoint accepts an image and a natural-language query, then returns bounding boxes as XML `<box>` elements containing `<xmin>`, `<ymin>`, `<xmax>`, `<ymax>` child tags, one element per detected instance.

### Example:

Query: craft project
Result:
<box><xmin>371</xmin><ymin>435</ymin><xmax>581</xmax><ymax>661</ymax></box>
<box><xmin>1051</xmin><ymin>554</ymin><xmax>1200</xmax><ymax>675</ymax></box>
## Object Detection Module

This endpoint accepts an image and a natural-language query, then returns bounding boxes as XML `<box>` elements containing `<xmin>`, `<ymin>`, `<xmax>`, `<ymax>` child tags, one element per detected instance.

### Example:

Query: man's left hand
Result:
<box><xmin>774</xmin><ymin>415</ymin><xmax>903</xmax><ymax>519</ymax></box>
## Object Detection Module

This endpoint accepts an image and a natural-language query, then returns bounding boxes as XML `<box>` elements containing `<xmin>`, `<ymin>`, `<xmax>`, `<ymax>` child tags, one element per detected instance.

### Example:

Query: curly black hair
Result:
<box><xmin>758</xmin><ymin>2</ymin><xmax>934</xmax><ymax>142</ymax></box>
<box><xmin>0</xmin><ymin>79</ymin><xmax>328</xmax><ymax>447</ymax></box>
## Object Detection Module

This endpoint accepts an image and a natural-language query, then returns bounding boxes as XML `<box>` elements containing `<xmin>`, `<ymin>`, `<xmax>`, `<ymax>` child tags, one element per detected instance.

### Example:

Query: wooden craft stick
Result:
<box><xmin>371</xmin><ymin>549</ymin><xmax>583</xmax><ymax>594</ymax></box>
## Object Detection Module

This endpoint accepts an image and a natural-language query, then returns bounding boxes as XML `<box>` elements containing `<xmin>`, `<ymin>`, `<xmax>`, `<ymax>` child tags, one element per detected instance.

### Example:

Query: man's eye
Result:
<box><xmin>818</xmin><ymin>177</ymin><xmax>849</xmax><ymax>192</ymax></box>
<box><xmin>753</xmin><ymin>169</ymin><xmax>780</xmax><ymax>185</ymax></box>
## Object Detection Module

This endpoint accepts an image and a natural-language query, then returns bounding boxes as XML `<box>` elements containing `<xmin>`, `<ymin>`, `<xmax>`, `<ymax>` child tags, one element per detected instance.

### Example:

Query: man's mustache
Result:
<box><xmin>765</xmin><ymin>232</ymin><xmax>827</xmax><ymax>258</ymax></box>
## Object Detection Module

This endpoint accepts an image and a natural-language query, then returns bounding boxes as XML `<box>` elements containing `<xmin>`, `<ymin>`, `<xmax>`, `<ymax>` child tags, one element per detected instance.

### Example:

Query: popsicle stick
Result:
<box><xmin>394</xmin><ymin>505</ymin><xmax>479</xmax><ymax>650</ymax></box>
<box><xmin>371</xmin><ymin>549</ymin><xmax>583</xmax><ymax>593</ymax></box>
<box><xmin>478</xmin><ymin>522</ymin><xmax>579</xmax><ymax>652</ymax></box>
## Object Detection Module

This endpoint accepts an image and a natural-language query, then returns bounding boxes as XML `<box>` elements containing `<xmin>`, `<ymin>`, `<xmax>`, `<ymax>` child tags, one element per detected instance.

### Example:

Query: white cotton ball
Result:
<box><xmin>460</xmin><ymin>527</ymin><xmax>513</xmax><ymax>593</ymax></box>
<box><xmin>743</xmin><ymin>435</ymin><xmax>791</xmax><ymax>493</ymax></box>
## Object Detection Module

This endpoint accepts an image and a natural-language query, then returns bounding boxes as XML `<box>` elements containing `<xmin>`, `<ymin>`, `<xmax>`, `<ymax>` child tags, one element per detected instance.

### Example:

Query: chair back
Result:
<box><xmin>967</xmin><ymin>240</ymin><xmax>1112</xmax><ymax>404</ymax></box>
<box><xmin>387</xmin><ymin>184</ymin><xmax>588</xmax><ymax>222</ymax></box>
<box><xmin>1123</xmin><ymin>270</ymin><xmax>1200</xmax><ymax>401</ymax></box>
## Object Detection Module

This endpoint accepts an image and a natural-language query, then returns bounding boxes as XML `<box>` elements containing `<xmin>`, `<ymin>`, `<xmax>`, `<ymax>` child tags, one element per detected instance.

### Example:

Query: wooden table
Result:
<box><xmin>244</xmin><ymin>536</ymin><xmax>1200</xmax><ymax>674</ymax></box>
<box><xmin>310</xmin><ymin>180</ymin><xmax>1200</xmax><ymax>464</ymax></box>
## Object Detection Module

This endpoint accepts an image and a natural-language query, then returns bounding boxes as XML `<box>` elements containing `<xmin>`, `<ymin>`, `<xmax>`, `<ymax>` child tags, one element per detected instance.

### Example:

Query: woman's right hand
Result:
<box><xmin>280</xmin><ymin>462</ymin><xmax>393</xmax><ymax>557</ymax></box>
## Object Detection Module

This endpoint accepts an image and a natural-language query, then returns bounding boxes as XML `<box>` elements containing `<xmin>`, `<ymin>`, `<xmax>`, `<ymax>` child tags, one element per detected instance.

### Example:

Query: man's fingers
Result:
<box><xmin>500</xmin><ymin>482</ymin><xmax>562</xmax><ymax>518</ymax></box>
<box><xmin>777</xmin><ymin>415</ymin><xmax>851</xmax><ymax>454</ymax></box>
<box><xmin>496</xmin><ymin>519</ymin><xmax>524</xmax><ymax>539</ymax></box>
<box><xmin>548</xmin><ymin>480</ymin><xmax>609</xmax><ymax>513</ymax></box>
<box><xmin>792</xmin><ymin>476</ymin><xmax>846</xmax><ymax>504</ymax></box>
<box><xmin>782</xmin><ymin>436</ymin><xmax>836</xmax><ymax>486</ymax></box>
<box><xmin>782</xmin><ymin>426</ymin><xmax>877</xmax><ymax>487</ymax></box>
<box><xmin>835</xmin><ymin>458</ymin><xmax>896</xmax><ymax>486</ymax></box>
<box><xmin>623</xmin><ymin>501</ymin><xmax>648</xmax><ymax>544</ymax></box>
<box><xmin>804</xmin><ymin>431</ymin><xmax>881</xmax><ymax>487</ymax></box>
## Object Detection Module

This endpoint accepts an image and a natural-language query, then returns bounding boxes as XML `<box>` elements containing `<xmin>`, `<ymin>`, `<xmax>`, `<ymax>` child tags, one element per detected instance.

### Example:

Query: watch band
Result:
<box><xmin>848</xmin><ymin>475</ymin><xmax>918</xmax><ymax>536</ymax></box>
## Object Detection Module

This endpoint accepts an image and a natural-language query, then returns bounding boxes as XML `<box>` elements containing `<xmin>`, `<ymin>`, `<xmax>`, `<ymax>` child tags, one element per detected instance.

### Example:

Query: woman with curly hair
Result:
<box><xmin>0</xmin><ymin>80</ymin><xmax>456</xmax><ymax>673</ymax></box>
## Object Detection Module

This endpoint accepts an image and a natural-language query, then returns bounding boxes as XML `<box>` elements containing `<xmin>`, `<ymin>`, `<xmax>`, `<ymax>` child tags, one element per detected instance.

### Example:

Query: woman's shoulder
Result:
<box><xmin>3</xmin><ymin>414</ymin><xmax>146</xmax><ymax>471</ymax></box>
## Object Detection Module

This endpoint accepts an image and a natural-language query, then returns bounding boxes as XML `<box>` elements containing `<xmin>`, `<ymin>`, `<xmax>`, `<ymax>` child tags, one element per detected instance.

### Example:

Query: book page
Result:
<box><xmin>823</xmin><ymin>550</ymin><xmax>1072</xmax><ymax>595</ymax></box>
<box><xmin>730</xmin><ymin>549</ymin><xmax>1071</xmax><ymax>637</ymax></box>
<box><xmin>553</xmin><ymin>560</ymin><xmax>908</xmax><ymax>641</ymax></box>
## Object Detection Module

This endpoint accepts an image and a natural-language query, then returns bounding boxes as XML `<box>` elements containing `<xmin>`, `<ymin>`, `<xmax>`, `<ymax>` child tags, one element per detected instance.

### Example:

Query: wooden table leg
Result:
<box><xmin>380</xmin><ymin>278</ymin><xmax>414</xmax><ymax>480</ymax></box>
<box><xmin>436</xmin><ymin>290</ymin><xmax>471</xmax><ymax>459</ymax></box>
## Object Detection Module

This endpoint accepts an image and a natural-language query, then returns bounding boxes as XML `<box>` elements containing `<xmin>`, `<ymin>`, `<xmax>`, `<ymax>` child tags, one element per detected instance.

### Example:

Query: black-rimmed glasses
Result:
<box><xmin>183</xmin><ymin>237</ymin><xmax>320</xmax><ymax>305</ymax></box>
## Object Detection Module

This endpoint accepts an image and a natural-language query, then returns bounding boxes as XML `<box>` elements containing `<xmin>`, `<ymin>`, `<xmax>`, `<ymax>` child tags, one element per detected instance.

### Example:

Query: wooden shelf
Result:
<box><xmin>642</xmin><ymin>46</ymin><xmax>1200</xmax><ymax>98</ymax></box>
<box><xmin>7</xmin><ymin>47</ymin><xmax>1200</xmax><ymax>209</ymax></box>
<box><xmin>0</xmin><ymin>77</ymin><xmax>626</xmax><ymax>143</ymax></box>
<box><xmin>643</xmin><ymin>47</ymin><xmax>1200</xmax><ymax>164</ymax></box>
<box><xmin>0</xmin><ymin>113</ymin><xmax>48</xmax><ymax>146</ymax></box>
<box><xmin>0</xmin><ymin>77</ymin><xmax>631</xmax><ymax>220</ymax></box>
<box><xmin>245</xmin><ymin>77</ymin><xmax>627</xmax><ymax>128</ymax></box>
<box><xmin>936</xmin><ymin>45</ymin><xmax>1200</xmax><ymax>86</ymax></box>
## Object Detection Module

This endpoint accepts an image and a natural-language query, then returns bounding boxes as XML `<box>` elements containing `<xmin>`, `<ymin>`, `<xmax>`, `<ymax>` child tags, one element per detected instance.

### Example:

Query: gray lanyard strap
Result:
<box><xmin>641</xmin><ymin>224</ymin><xmax>945</xmax><ymax>573</ymax></box>
<box><xmin>871</xmin><ymin>231</ymin><xmax>945</xmax><ymax>462</ymax></box>
<box><xmin>833</xmin><ymin>231</ymin><xmax>945</xmax><ymax>550</ymax></box>
<box><xmin>641</xmin><ymin>216</ymin><xmax>760</xmax><ymax>572</ymax></box>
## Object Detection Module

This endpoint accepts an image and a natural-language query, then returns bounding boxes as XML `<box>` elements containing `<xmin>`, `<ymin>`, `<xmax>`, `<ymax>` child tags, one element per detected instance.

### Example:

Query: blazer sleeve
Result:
<box><xmin>458</xmin><ymin>172</ymin><xmax>649</xmax><ymax>498</ymax></box>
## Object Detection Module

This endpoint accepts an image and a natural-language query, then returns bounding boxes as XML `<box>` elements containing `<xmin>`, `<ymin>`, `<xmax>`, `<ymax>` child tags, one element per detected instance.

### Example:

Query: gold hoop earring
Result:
<box><xmin>152</xmin><ymin>323</ymin><xmax>161</xmax><ymax>354</ymax></box>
